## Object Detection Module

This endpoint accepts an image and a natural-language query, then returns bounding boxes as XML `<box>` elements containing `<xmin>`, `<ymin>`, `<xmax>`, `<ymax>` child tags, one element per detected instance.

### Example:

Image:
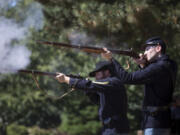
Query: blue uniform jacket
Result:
<box><xmin>111</xmin><ymin>55</ymin><xmax>178</xmax><ymax>129</ymax></box>
<box><xmin>69</xmin><ymin>76</ymin><xmax>129</xmax><ymax>133</ymax></box>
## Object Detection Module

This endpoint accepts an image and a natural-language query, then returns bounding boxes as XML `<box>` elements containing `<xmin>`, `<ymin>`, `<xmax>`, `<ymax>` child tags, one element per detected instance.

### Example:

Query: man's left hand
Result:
<box><xmin>56</xmin><ymin>73</ymin><xmax>70</xmax><ymax>84</ymax></box>
<box><xmin>101</xmin><ymin>48</ymin><xmax>113</xmax><ymax>61</ymax></box>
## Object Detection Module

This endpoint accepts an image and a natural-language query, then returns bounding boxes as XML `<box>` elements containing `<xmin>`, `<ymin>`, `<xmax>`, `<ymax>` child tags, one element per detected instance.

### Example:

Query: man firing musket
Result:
<box><xmin>56</xmin><ymin>61</ymin><xmax>130</xmax><ymax>135</ymax></box>
<box><xmin>101</xmin><ymin>36</ymin><xmax>178</xmax><ymax>135</ymax></box>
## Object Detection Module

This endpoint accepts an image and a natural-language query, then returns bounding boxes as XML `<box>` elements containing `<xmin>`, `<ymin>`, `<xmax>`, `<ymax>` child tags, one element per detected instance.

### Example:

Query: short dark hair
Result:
<box><xmin>145</xmin><ymin>36</ymin><xmax>166</xmax><ymax>54</ymax></box>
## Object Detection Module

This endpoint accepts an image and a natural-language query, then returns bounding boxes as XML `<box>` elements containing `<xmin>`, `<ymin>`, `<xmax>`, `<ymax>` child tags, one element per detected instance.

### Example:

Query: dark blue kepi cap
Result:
<box><xmin>89</xmin><ymin>61</ymin><xmax>112</xmax><ymax>77</ymax></box>
<box><xmin>144</xmin><ymin>36</ymin><xmax>166</xmax><ymax>53</ymax></box>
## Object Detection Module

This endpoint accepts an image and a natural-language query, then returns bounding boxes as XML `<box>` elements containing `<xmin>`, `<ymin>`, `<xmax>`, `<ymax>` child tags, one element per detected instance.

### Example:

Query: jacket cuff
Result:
<box><xmin>69</xmin><ymin>78</ymin><xmax>79</xmax><ymax>88</ymax></box>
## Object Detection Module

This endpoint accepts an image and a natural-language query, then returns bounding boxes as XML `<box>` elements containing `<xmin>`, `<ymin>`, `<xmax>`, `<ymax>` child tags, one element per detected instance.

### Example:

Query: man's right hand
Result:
<box><xmin>133</xmin><ymin>53</ymin><xmax>147</xmax><ymax>68</ymax></box>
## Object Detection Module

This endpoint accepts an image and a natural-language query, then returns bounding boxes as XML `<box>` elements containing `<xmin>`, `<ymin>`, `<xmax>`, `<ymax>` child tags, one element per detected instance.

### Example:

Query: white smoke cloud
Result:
<box><xmin>0</xmin><ymin>0</ymin><xmax>44</xmax><ymax>74</ymax></box>
<box><xmin>0</xmin><ymin>0</ymin><xmax>20</xmax><ymax>10</ymax></box>
<box><xmin>0</xmin><ymin>17</ymin><xmax>31</xmax><ymax>73</ymax></box>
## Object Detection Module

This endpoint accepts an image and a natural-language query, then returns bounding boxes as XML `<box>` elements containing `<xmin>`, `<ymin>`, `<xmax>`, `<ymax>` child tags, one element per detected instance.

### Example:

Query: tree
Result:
<box><xmin>1</xmin><ymin>0</ymin><xmax>180</xmax><ymax>134</ymax></box>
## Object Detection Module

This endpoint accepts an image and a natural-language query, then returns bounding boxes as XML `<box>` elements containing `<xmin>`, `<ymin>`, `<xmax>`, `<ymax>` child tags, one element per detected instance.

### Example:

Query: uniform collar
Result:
<box><xmin>151</xmin><ymin>54</ymin><xmax>169</xmax><ymax>63</ymax></box>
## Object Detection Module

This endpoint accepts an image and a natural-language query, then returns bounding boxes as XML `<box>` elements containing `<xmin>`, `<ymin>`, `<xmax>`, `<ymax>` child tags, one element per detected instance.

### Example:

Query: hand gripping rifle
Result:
<box><xmin>18</xmin><ymin>69</ymin><xmax>83</xmax><ymax>100</ymax></box>
<box><xmin>36</xmin><ymin>41</ymin><xmax>140</xmax><ymax>59</ymax></box>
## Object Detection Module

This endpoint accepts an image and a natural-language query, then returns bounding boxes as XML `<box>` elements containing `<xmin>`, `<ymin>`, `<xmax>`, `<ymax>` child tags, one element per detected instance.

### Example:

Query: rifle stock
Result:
<box><xmin>37</xmin><ymin>41</ymin><xmax>140</xmax><ymax>58</ymax></box>
<box><xmin>18</xmin><ymin>69</ymin><xmax>83</xmax><ymax>79</ymax></box>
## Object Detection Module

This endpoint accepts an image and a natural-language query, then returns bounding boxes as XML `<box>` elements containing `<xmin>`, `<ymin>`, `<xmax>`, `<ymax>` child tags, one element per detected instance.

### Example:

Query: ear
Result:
<box><xmin>155</xmin><ymin>44</ymin><xmax>162</xmax><ymax>53</ymax></box>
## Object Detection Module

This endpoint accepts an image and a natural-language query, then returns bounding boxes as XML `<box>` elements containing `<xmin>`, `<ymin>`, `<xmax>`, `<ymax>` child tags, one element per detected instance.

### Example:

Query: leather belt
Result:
<box><xmin>143</xmin><ymin>106</ymin><xmax>170</xmax><ymax>116</ymax></box>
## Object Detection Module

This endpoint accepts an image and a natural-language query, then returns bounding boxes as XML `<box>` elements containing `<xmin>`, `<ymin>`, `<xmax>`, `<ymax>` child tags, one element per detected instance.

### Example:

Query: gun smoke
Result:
<box><xmin>0</xmin><ymin>0</ymin><xmax>44</xmax><ymax>74</ymax></box>
<box><xmin>68</xmin><ymin>30</ymin><xmax>113</xmax><ymax>48</ymax></box>
<box><xmin>68</xmin><ymin>31</ymin><xmax>97</xmax><ymax>46</ymax></box>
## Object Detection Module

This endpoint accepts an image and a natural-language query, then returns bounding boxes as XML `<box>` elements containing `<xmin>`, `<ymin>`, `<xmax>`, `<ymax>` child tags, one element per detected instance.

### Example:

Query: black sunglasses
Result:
<box><xmin>145</xmin><ymin>45</ymin><xmax>157</xmax><ymax>51</ymax></box>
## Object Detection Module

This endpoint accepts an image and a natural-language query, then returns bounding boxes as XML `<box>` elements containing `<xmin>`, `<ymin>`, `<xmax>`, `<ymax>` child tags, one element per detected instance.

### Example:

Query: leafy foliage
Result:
<box><xmin>0</xmin><ymin>0</ymin><xmax>180</xmax><ymax>135</ymax></box>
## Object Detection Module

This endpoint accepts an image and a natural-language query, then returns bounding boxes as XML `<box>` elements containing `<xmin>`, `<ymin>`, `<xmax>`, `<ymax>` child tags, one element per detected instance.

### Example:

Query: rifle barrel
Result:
<box><xmin>18</xmin><ymin>69</ymin><xmax>57</xmax><ymax>77</ymax></box>
<box><xmin>18</xmin><ymin>69</ymin><xmax>84</xmax><ymax>79</ymax></box>
<box><xmin>37</xmin><ymin>41</ymin><xmax>140</xmax><ymax>58</ymax></box>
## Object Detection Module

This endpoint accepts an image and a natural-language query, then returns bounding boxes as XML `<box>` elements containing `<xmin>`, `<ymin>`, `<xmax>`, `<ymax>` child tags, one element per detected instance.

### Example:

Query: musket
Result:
<box><xmin>37</xmin><ymin>41</ymin><xmax>140</xmax><ymax>59</ymax></box>
<box><xmin>18</xmin><ymin>69</ymin><xmax>83</xmax><ymax>100</ymax></box>
<box><xmin>18</xmin><ymin>69</ymin><xmax>83</xmax><ymax>79</ymax></box>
